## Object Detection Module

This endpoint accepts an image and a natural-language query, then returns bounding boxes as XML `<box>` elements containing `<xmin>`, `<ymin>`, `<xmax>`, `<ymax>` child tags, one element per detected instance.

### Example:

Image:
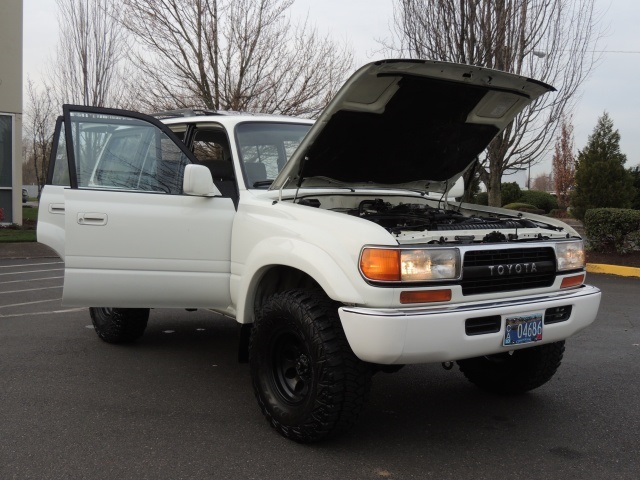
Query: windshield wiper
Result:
<box><xmin>253</xmin><ymin>180</ymin><xmax>274</xmax><ymax>188</ymax></box>
<box><xmin>301</xmin><ymin>176</ymin><xmax>355</xmax><ymax>192</ymax></box>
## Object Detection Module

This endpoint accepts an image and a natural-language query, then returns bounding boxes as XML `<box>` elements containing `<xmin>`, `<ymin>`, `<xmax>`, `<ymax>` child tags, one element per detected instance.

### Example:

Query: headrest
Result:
<box><xmin>244</xmin><ymin>162</ymin><xmax>267</xmax><ymax>183</ymax></box>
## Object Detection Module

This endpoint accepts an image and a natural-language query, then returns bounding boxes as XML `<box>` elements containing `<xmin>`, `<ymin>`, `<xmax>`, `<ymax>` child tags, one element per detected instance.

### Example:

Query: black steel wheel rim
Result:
<box><xmin>270</xmin><ymin>329</ymin><xmax>312</xmax><ymax>405</ymax></box>
<box><xmin>93</xmin><ymin>307</ymin><xmax>113</xmax><ymax>328</ymax></box>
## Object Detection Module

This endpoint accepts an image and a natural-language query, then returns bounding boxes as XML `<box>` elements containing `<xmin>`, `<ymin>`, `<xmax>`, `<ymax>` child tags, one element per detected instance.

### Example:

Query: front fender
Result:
<box><xmin>233</xmin><ymin>237</ymin><xmax>368</xmax><ymax>324</ymax></box>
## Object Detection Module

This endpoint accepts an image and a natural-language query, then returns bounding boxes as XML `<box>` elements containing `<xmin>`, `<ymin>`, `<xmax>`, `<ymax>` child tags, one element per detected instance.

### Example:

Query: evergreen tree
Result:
<box><xmin>501</xmin><ymin>182</ymin><xmax>522</xmax><ymax>206</ymax></box>
<box><xmin>570</xmin><ymin>113</ymin><xmax>635</xmax><ymax>220</ymax></box>
<box><xmin>629</xmin><ymin>165</ymin><xmax>640</xmax><ymax>210</ymax></box>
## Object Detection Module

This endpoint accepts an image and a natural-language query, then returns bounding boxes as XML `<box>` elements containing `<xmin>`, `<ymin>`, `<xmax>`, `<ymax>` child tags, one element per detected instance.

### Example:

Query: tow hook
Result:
<box><xmin>442</xmin><ymin>361</ymin><xmax>454</xmax><ymax>371</ymax></box>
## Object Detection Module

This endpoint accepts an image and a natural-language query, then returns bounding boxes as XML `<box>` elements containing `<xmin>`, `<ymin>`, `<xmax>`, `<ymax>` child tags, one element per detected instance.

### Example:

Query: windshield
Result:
<box><xmin>235</xmin><ymin>122</ymin><xmax>311</xmax><ymax>188</ymax></box>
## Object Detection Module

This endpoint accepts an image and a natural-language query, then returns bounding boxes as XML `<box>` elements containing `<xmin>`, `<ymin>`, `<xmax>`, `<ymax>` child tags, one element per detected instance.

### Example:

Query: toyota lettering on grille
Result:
<box><xmin>488</xmin><ymin>263</ymin><xmax>538</xmax><ymax>276</ymax></box>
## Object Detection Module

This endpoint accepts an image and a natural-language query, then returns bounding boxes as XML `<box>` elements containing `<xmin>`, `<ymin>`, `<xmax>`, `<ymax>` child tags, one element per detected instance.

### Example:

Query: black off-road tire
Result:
<box><xmin>89</xmin><ymin>307</ymin><xmax>150</xmax><ymax>344</ymax></box>
<box><xmin>249</xmin><ymin>289</ymin><xmax>372</xmax><ymax>443</ymax></box>
<box><xmin>457</xmin><ymin>341</ymin><xmax>566</xmax><ymax>395</ymax></box>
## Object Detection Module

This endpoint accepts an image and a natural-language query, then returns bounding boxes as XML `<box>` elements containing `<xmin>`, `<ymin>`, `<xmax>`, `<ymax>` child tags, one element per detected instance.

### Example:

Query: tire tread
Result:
<box><xmin>249</xmin><ymin>289</ymin><xmax>371</xmax><ymax>442</ymax></box>
<box><xmin>457</xmin><ymin>341</ymin><xmax>565</xmax><ymax>394</ymax></box>
<box><xmin>90</xmin><ymin>307</ymin><xmax>149</xmax><ymax>344</ymax></box>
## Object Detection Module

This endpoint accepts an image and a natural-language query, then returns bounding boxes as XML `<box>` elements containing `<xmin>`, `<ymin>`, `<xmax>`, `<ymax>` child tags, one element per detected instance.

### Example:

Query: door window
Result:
<box><xmin>66</xmin><ymin>110</ymin><xmax>191</xmax><ymax>194</ymax></box>
<box><xmin>190</xmin><ymin>127</ymin><xmax>237</xmax><ymax>201</ymax></box>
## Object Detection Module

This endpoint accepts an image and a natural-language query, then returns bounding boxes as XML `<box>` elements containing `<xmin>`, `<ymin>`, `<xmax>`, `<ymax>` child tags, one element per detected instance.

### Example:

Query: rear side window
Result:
<box><xmin>50</xmin><ymin>120</ymin><xmax>70</xmax><ymax>186</ymax></box>
<box><xmin>67</xmin><ymin>111</ymin><xmax>190</xmax><ymax>194</ymax></box>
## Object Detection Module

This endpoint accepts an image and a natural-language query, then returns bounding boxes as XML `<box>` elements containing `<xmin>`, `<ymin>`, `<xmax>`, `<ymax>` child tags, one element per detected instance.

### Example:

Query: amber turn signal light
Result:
<box><xmin>360</xmin><ymin>248</ymin><xmax>401</xmax><ymax>281</ymax></box>
<box><xmin>400</xmin><ymin>289</ymin><xmax>452</xmax><ymax>304</ymax></box>
<box><xmin>560</xmin><ymin>274</ymin><xmax>585</xmax><ymax>289</ymax></box>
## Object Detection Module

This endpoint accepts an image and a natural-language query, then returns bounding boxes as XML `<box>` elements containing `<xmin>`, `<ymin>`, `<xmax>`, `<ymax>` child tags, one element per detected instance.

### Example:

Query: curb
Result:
<box><xmin>587</xmin><ymin>263</ymin><xmax>640</xmax><ymax>278</ymax></box>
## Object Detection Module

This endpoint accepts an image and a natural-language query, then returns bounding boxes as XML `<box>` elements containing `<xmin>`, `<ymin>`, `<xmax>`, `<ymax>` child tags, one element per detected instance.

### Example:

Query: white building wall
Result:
<box><xmin>0</xmin><ymin>0</ymin><xmax>23</xmax><ymax>225</ymax></box>
<box><xmin>502</xmin><ymin>167</ymin><xmax>529</xmax><ymax>190</ymax></box>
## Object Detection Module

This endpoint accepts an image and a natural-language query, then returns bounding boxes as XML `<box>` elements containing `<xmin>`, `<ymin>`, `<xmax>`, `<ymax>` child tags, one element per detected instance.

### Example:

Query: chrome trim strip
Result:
<box><xmin>341</xmin><ymin>284</ymin><xmax>601</xmax><ymax>318</ymax></box>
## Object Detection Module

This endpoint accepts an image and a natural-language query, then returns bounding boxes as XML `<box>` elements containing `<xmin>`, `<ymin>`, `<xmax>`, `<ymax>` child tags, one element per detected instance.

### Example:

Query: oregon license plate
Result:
<box><xmin>503</xmin><ymin>313</ymin><xmax>543</xmax><ymax>346</ymax></box>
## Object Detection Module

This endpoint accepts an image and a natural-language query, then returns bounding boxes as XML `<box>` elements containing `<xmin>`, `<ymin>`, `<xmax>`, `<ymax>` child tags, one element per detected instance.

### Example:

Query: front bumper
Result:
<box><xmin>338</xmin><ymin>284</ymin><xmax>601</xmax><ymax>364</ymax></box>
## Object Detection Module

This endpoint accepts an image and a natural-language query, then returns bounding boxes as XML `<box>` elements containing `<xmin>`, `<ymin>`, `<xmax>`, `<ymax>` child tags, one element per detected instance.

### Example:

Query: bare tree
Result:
<box><xmin>552</xmin><ymin>116</ymin><xmax>576</xmax><ymax>208</ymax></box>
<box><xmin>50</xmin><ymin>0</ymin><xmax>132</xmax><ymax>107</ymax></box>
<box><xmin>532</xmin><ymin>172</ymin><xmax>554</xmax><ymax>192</ymax></box>
<box><xmin>121</xmin><ymin>0</ymin><xmax>353</xmax><ymax>116</ymax></box>
<box><xmin>384</xmin><ymin>0</ymin><xmax>601</xmax><ymax>206</ymax></box>
<box><xmin>23</xmin><ymin>79</ymin><xmax>57</xmax><ymax>192</ymax></box>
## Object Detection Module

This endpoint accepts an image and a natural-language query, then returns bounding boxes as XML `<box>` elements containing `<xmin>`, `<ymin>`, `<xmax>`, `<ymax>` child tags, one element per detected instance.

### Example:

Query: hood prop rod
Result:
<box><xmin>292</xmin><ymin>155</ymin><xmax>309</xmax><ymax>204</ymax></box>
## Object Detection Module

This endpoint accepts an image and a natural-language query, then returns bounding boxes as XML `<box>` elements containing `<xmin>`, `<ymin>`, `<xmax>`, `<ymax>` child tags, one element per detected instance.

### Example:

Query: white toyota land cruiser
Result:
<box><xmin>38</xmin><ymin>60</ymin><xmax>601</xmax><ymax>442</ymax></box>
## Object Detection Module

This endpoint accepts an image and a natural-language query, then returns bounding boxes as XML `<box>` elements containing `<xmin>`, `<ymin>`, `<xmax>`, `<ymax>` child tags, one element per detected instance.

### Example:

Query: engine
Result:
<box><xmin>344</xmin><ymin>198</ymin><xmax>538</xmax><ymax>235</ymax></box>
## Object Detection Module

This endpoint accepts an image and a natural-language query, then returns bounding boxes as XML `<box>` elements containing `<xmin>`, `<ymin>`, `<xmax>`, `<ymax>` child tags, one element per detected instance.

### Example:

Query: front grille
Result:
<box><xmin>461</xmin><ymin>247</ymin><xmax>556</xmax><ymax>295</ymax></box>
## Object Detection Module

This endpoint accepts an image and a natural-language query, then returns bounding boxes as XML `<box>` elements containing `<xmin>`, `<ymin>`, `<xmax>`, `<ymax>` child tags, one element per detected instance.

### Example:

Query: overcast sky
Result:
<box><xmin>22</xmin><ymin>0</ymin><xmax>640</xmax><ymax>177</ymax></box>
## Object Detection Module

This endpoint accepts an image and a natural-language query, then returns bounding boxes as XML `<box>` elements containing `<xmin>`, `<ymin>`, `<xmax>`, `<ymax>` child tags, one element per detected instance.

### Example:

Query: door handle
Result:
<box><xmin>48</xmin><ymin>203</ymin><xmax>66</xmax><ymax>214</ymax></box>
<box><xmin>77</xmin><ymin>212</ymin><xmax>108</xmax><ymax>226</ymax></box>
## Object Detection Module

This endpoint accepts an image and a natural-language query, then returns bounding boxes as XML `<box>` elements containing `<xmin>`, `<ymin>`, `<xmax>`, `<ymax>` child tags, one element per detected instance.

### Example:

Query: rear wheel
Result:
<box><xmin>249</xmin><ymin>289</ymin><xmax>372</xmax><ymax>443</ymax></box>
<box><xmin>89</xmin><ymin>307</ymin><xmax>149</xmax><ymax>344</ymax></box>
<box><xmin>457</xmin><ymin>341</ymin><xmax>565</xmax><ymax>394</ymax></box>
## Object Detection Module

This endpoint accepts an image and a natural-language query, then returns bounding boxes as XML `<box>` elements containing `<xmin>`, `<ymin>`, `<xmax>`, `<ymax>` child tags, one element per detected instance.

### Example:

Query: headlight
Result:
<box><xmin>556</xmin><ymin>240</ymin><xmax>585</xmax><ymax>271</ymax></box>
<box><xmin>360</xmin><ymin>247</ymin><xmax>460</xmax><ymax>282</ymax></box>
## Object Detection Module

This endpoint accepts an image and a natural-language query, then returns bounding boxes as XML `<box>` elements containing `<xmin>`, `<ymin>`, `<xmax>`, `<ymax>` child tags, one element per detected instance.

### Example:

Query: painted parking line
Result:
<box><xmin>0</xmin><ymin>286</ymin><xmax>63</xmax><ymax>295</ymax></box>
<box><xmin>0</xmin><ymin>268</ymin><xmax>64</xmax><ymax>277</ymax></box>
<box><xmin>0</xmin><ymin>276</ymin><xmax>64</xmax><ymax>285</ymax></box>
<box><xmin>0</xmin><ymin>261</ymin><xmax>64</xmax><ymax>269</ymax></box>
<box><xmin>0</xmin><ymin>298</ymin><xmax>63</xmax><ymax>309</ymax></box>
<box><xmin>0</xmin><ymin>307</ymin><xmax>86</xmax><ymax>319</ymax></box>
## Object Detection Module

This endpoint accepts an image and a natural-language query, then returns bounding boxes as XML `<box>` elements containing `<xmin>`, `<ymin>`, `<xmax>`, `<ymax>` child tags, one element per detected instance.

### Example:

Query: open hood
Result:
<box><xmin>271</xmin><ymin>59</ymin><xmax>554</xmax><ymax>193</ymax></box>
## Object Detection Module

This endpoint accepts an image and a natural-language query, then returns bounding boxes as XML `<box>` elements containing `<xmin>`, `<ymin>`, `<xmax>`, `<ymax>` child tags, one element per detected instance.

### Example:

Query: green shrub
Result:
<box><xmin>501</xmin><ymin>182</ymin><xmax>522</xmax><ymax>206</ymax></box>
<box><xmin>472</xmin><ymin>192</ymin><xmax>488</xmax><ymax>205</ymax></box>
<box><xmin>503</xmin><ymin>203</ymin><xmax>545</xmax><ymax>214</ymax></box>
<box><xmin>518</xmin><ymin>190</ymin><xmax>558</xmax><ymax>213</ymax></box>
<box><xmin>584</xmin><ymin>208</ymin><xmax>640</xmax><ymax>253</ymax></box>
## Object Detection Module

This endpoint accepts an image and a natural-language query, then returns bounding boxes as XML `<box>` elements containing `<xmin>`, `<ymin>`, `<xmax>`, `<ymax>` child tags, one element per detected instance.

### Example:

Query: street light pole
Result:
<box><xmin>527</xmin><ymin>50</ymin><xmax>545</xmax><ymax>191</ymax></box>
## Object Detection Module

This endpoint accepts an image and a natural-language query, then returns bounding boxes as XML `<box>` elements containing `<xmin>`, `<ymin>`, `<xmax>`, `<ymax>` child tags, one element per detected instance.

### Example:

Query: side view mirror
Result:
<box><xmin>183</xmin><ymin>164</ymin><xmax>221</xmax><ymax>197</ymax></box>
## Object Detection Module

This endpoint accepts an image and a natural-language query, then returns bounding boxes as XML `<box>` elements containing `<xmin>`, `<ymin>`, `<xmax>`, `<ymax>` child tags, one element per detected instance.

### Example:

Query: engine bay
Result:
<box><xmin>296</xmin><ymin>195</ymin><xmax>569</xmax><ymax>244</ymax></box>
<box><xmin>346</xmin><ymin>198</ymin><xmax>540</xmax><ymax>233</ymax></box>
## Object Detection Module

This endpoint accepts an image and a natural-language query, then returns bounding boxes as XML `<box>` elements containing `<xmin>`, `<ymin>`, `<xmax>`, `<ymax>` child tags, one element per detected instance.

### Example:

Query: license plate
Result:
<box><xmin>503</xmin><ymin>313</ymin><xmax>543</xmax><ymax>346</ymax></box>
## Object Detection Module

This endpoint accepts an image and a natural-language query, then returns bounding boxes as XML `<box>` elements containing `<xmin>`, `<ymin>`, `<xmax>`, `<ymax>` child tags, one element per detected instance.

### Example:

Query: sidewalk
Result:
<box><xmin>1</xmin><ymin>241</ymin><xmax>638</xmax><ymax>277</ymax></box>
<box><xmin>0</xmin><ymin>242</ymin><xmax>59</xmax><ymax>259</ymax></box>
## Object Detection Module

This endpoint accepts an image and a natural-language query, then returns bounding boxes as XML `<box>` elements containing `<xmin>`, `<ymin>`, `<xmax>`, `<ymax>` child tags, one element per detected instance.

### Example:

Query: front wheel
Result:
<box><xmin>89</xmin><ymin>307</ymin><xmax>150</xmax><ymax>344</ymax></box>
<box><xmin>249</xmin><ymin>290</ymin><xmax>372</xmax><ymax>443</ymax></box>
<box><xmin>457</xmin><ymin>341</ymin><xmax>565</xmax><ymax>395</ymax></box>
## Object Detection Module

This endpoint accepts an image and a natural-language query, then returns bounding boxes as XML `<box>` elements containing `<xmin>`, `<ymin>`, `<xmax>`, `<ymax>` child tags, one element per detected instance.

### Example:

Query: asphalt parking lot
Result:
<box><xmin>1</xmin><ymin>257</ymin><xmax>638</xmax><ymax>479</ymax></box>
